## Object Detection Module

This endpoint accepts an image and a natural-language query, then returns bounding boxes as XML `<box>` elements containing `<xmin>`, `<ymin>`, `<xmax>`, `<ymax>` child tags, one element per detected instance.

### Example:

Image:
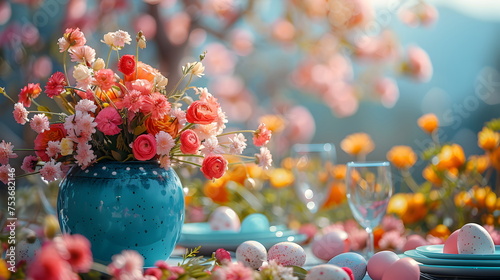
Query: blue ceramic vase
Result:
<box><xmin>57</xmin><ymin>161</ymin><xmax>185</xmax><ymax>266</ymax></box>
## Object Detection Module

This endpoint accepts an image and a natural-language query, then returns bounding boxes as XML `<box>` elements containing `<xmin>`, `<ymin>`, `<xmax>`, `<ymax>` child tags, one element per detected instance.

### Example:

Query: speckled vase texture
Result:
<box><xmin>57</xmin><ymin>161</ymin><xmax>185</xmax><ymax>266</ymax></box>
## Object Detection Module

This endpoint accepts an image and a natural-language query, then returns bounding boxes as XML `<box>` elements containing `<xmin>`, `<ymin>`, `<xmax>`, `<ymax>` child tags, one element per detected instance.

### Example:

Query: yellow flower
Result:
<box><xmin>418</xmin><ymin>113</ymin><xmax>439</xmax><ymax>134</ymax></box>
<box><xmin>436</xmin><ymin>144</ymin><xmax>465</xmax><ymax>170</ymax></box>
<box><xmin>422</xmin><ymin>165</ymin><xmax>442</xmax><ymax>186</ymax></box>
<box><xmin>386</xmin><ymin>145</ymin><xmax>417</xmax><ymax>169</ymax></box>
<box><xmin>387</xmin><ymin>193</ymin><xmax>408</xmax><ymax>217</ymax></box>
<box><xmin>478</xmin><ymin>127</ymin><xmax>500</xmax><ymax>151</ymax></box>
<box><xmin>0</xmin><ymin>259</ymin><xmax>10</xmax><ymax>280</ymax></box>
<box><xmin>269</xmin><ymin>168</ymin><xmax>294</xmax><ymax>188</ymax></box>
<box><xmin>60</xmin><ymin>137</ymin><xmax>74</xmax><ymax>156</ymax></box>
<box><xmin>340</xmin><ymin>132</ymin><xmax>375</xmax><ymax>156</ymax></box>
<box><xmin>259</xmin><ymin>114</ymin><xmax>286</xmax><ymax>133</ymax></box>
<box><xmin>429</xmin><ymin>224</ymin><xmax>451</xmax><ymax>239</ymax></box>
<box><xmin>44</xmin><ymin>214</ymin><xmax>60</xmax><ymax>239</ymax></box>
<box><xmin>490</xmin><ymin>146</ymin><xmax>500</xmax><ymax>170</ymax></box>
<box><xmin>466</xmin><ymin>155</ymin><xmax>490</xmax><ymax>174</ymax></box>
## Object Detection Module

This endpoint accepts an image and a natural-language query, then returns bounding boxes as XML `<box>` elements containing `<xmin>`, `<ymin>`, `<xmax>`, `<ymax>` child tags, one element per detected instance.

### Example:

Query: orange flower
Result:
<box><xmin>386</xmin><ymin>145</ymin><xmax>417</xmax><ymax>169</ymax></box>
<box><xmin>225</xmin><ymin>164</ymin><xmax>248</xmax><ymax>185</ymax></box>
<box><xmin>331</xmin><ymin>164</ymin><xmax>347</xmax><ymax>180</ymax></box>
<box><xmin>417</xmin><ymin>113</ymin><xmax>439</xmax><ymax>134</ymax></box>
<box><xmin>436</xmin><ymin>144</ymin><xmax>465</xmax><ymax>170</ymax></box>
<box><xmin>269</xmin><ymin>168</ymin><xmax>294</xmax><ymax>188</ymax></box>
<box><xmin>387</xmin><ymin>193</ymin><xmax>408</xmax><ymax>217</ymax></box>
<box><xmin>145</xmin><ymin>115</ymin><xmax>181</xmax><ymax>138</ymax></box>
<box><xmin>478</xmin><ymin>127</ymin><xmax>500</xmax><ymax>151</ymax></box>
<box><xmin>466</xmin><ymin>155</ymin><xmax>490</xmax><ymax>174</ymax></box>
<box><xmin>422</xmin><ymin>164</ymin><xmax>442</xmax><ymax>186</ymax></box>
<box><xmin>401</xmin><ymin>193</ymin><xmax>427</xmax><ymax>225</ymax></box>
<box><xmin>429</xmin><ymin>224</ymin><xmax>451</xmax><ymax>239</ymax></box>
<box><xmin>203</xmin><ymin>179</ymin><xmax>230</xmax><ymax>203</ymax></box>
<box><xmin>340</xmin><ymin>132</ymin><xmax>375</xmax><ymax>156</ymax></box>
<box><xmin>259</xmin><ymin>114</ymin><xmax>286</xmax><ymax>133</ymax></box>
<box><xmin>454</xmin><ymin>191</ymin><xmax>472</xmax><ymax>208</ymax></box>
<box><xmin>322</xmin><ymin>181</ymin><xmax>346</xmax><ymax>210</ymax></box>
<box><xmin>124</xmin><ymin>61</ymin><xmax>162</xmax><ymax>83</ymax></box>
<box><xmin>490</xmin><ymin>146</ymin><xmax>500</xmax><ymax>170</ymax></box>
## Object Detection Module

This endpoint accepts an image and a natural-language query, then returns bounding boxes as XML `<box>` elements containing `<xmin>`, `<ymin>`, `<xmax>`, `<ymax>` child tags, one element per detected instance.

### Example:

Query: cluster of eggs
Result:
<box><xmin>444</xmin><ymin>223</ymin><xmax>495</xmax><ymax>254</ymax></box>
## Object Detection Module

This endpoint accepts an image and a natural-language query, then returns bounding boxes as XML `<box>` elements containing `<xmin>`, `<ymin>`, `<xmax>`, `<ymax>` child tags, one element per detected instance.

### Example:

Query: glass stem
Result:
<box><xmin>366</xmin><ymin>227</ymin><xmax>374</xmax><ymax>259</ymax></box>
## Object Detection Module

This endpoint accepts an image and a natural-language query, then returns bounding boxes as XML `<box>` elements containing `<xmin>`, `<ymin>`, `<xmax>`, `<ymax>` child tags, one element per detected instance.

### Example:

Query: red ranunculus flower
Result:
<box><xmin>132</xmin><ymin>134</ymin><xmax>157</xmax><ymax>161</ymax></box>
<box><xmin>34</xmin><ymin>123</ymin><xmax>67</xmax><ymax>162</ymax></box>
<box><xmin>118</xmin><ymin>54</ymin><xmax>136</xmax><ymax>76</ymax></box>
<box><xmin>186</xmin><ymin>100</ymin><xmax>218</xmax><ymax>125</ymax></box>
<box><xmin>180</xmin><ymin>129</ymin><xmax>200</xmax><ymax>154</ymax></box>
<box><xmin>200</xmin><ymin>154</ymin><xmax>227</xmax><ymax>180</ymax></box>
<box><xmin>18</xmin><ymin>83</ymin><xmax>42</xmax><ymax>107</ymax></box>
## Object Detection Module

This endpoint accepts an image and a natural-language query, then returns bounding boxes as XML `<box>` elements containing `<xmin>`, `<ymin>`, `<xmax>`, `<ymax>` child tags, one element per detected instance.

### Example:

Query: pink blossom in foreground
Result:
<box><xmin>142</xmin><ymin>92</ymin><xmax>171</xmax><ymax>121</ymax></box>
<box><xmin>30</xmin><ymin>113</ymin><xmax>50</xmax><ymax>133</ymax></box>
<box><xmin>215</xmin><ymin>248</ymin><xmax>232</xmax><ymax>265</ymax></box>
<box><xmin>13</xmin><ymin>102</ymin><xmax>29</xmax><ymax>124</ymax></box>
<box><xmin>223</xmin><ymin>261</ymin><xmax>255</xmax><ymax>280</ymax></box>
<box><xmin>159</xmin><ymin>155</ymin><xmax>171</xmax><ymax>170</ymax></box>
<box><xmin>69</xmin><ymin>45</ymin><xmax>96</xmax><ymax>65</ymax></box>
<box><xmin>0</xmin><ymin>164</ymin><xmax>12</xmax><ymax>185</ymax></box>
<box><xmin>375</xmin><ymin>77</ymin><xmax>399</xmax><ymax>108</ymax></box>
<box><xmin>22</xmin><ymin>155</ymin><xmax>38</xmax><ymax>173</ymax></box>
<box><xmin>53</xmin><ymin>234</ymin><xmax>93</xmax><ymax>273</ymax></box>
<box><xmin>39</xmin><ymin>160</ymin><xmax>64</xmax><ymax>182</ymax></box>
<box><xmin>102</xmin><ymin>30</ymin><xmax>132</xmax><ymax>50</ymax></box>
<box><xmin>45</xmin><ymin>72</ymin><xmax>67</xmax><ymax>98</ymax></box>
<box><xmin>155</xmin><ymin>131</ymin><xmax>175</xmax><ymax>156</ymax></box>
<box><xmin>255</xmin><ymin>147</ymin><xmax>273</xmax><ymax>169</ymax></box>
<box><xmin>253</xmin><ymin>123</ymin><xmax>272</xmax><ymax>147</ymax></box>
<box><xmin>73</xmin><ymin>64</ymin><xmax>93</xmax><ymax>91</ymax></box>
<box><xmin>74</xmin><ymin>143</ymin><xmax>96</xmax><ymax>168</ymax></box>
<box><xmin>27</xmin><ymin>245</ymin><xmax>77</xmax><ymax>280</ymax></box>
<box><xmin>406</xmin><ymin>45</ymin><xmax>433</xmax><ymax>82</ymax></box>
<box><xmin>93</xmin><ymin>69</ymin><xmax>116</xmax><ymax>91</ymax></box>
<box><xmin>378</xmin><ymin>230</ymin><xmax>406</xmax><ymax>251</ymax></box>
<box><xmin>0</xmin><ymin>140</ymin><xmax>17</xmax><ymax>165</ymax></box>
<box><xmin>46</xmin><ymin>141</ymin><xmax>61</xmax><ymax>158</ymax></box>
<box><xmin>95</xmin><ymin>107</ymin><xmax>123</xmax><ymax>136</ymax></box>
<box><xmin>108</xmin><ymin>250</ymin><xmax>144</xmax><ymax>279</ymax></box>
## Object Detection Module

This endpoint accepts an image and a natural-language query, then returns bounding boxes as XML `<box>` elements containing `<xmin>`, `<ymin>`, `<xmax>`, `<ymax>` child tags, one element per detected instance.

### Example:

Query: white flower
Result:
<box><xmin>182</xmin><ymin>62</ymin><xmax>205</xmax><ymax>77</ymax></box>
<box><xmin>255</xmin><ymin>147</ymin><xmax>273</xmax><ymax>169</ymax></box>
<box><xmin>228</xmin><ymin>133</ymin><xmax>247</xmax><ymax>155</ymax></box>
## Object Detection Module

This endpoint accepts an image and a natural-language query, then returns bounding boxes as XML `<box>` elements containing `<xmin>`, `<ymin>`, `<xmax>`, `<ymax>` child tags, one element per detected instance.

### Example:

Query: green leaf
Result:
<box><xmin>111</xmin><ymin>150</ymin><xmax>123</xmax><ymax>161</ymax></box>
<box><xmin>133</xmin><ymin>125</ymin><xmax>147</xmax><ymax>135</ymax></box>
<box><xmin>37</xmin><ymin>105</ymin><xmax>52</xmax><ymax>119</ymax></box>
<box><xmin>292</xmin><ymin>265</ymin><xmax>308</xmax><ymax>280</ymax></box>
<box><xmin>486</xmin><ymin>118</ymin><xmax>500</xmax><ymax>131</ymax></box>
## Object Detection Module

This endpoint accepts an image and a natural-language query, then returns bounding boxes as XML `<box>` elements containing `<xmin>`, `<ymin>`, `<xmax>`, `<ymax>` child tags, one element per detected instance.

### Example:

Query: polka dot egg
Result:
<box><xmin>328</xmin><ymin>252</ymin><xmax>367</xmax><ymax>280</ymax></box>
<box><xmin>305</xmin><ymin>264</ymin><xmax>351</xmax><ymax>280</ymax></box>
<box><xmin>458</xmin><ymin>223</ymin><xmax>495</xmax><ymax>254</ymax></box>
<box><xmin>268</xmin><ymin>242</ymin><xmax>306</xmax><ymax>267</ymax></box>
<box><xmin>208</xmin><ymin>206</ymin><xmax>240</xmax><ymax>231</ymax></box>
<box><xmin>236</xmin><ymin>240</ymin><xmax>268</xmax><ymax>269</ymax></box>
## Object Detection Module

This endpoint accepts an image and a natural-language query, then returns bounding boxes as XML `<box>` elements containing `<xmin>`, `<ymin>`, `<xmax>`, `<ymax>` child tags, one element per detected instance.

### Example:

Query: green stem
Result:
<box><xmin>217</xmin><ymin>130</ymin><xmax>255</xmax><ymax>137</ymax></box>
<box><xmin>168</xmin><ymin>73</ymin><xmax>189</xmax><ymax>97</ymax></box>
<box><xmin>228</xmin><ymin>160</ymin><xmax>254</xmax><ymax>166</ymax></box>
<box><xmin>13</xmin><ymin>148</ymin><xmax>36</xmax><ymax>151</ymax></box>
<box><xmin>106</xmin><ymin>46</ymin><xmax>113</xmax><ymax>67</ymax></box>
<box><xmin>29</xmin><ymin>111</ymin><xmax>67</xmax><ymax>116</ymax></box>
<box><xmin>171</xmin><ymin>154</ymin><xmax>204</xmax><ymax>158</ymax></box>
<box><xmin>401</xmin><ymin>169</ymin><xmax>420</xmax><ymax>193</ymax></box>
<box><xmin>1</xmin><ymin>88</ymin><xmax>15</xmax><ymax>103</ymax></box>
<box><xmin>63</xmin><ymin>52</ymin><xmax>70</xmax><ymax>86</ymax></box>
<box><xmin>175</xmin><ymin>159</ymin><xmax>202</xmax><ymax>168</ymax></box>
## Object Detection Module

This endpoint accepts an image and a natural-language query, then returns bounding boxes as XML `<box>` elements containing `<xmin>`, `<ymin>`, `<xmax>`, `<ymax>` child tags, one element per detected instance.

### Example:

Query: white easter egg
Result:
<box><xmin>458</xmin><ymin>223</ymin><xmax>495</xmax><ymax>254</ymax></box>
<box><xmin>208</xmin><ymin>206</ymin><xmax>240</xmax><ymax>231</ymax></box>
<box><xmin>306</xmin><ymin>264</ymin><xmax>351</xmax><ymax>280</ymax></box>
<box><xmin>328</xmin><ymin>252</ymin><xmax>367</xmax><ymax>280</ymax></box>
<box><xmin>236</xmin><ymin>240</ymin><xmax>267</xmax><ymax>269</ymax></box>
<box><xmin>268</xmin><ymin>242</ymin><xmax>306</xmax><ymax>267</ymax></box>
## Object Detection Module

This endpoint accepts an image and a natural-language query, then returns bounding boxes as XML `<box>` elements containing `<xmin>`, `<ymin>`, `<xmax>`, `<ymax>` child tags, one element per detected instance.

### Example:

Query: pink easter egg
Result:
<box><xmin>367</xmin><ymin>251</ymin><xmax>399</xmax><ymax>280</ymax></box>
<box><xmin>268</xmin><ymin>242</ymin><xmax>306</xmax><ymax>267</ymax></box>
<box><xmin>311</xmin><ymin>230</ymin><xmax>350</xmax><ymax>261</ymax></box>
<box><xmin>402</xmin><ymin>234</ymin><xmax>428</xmax><ymax>252</ymax></box>
<box><xmin>381</xmin><ymin>257</ymin><xmax>420</xmax><ymax>280</ymax></box>
<box><xmin>443</xmin><ymin>229</ymin><xmax>459</xmax><ymax>254</ymax></box>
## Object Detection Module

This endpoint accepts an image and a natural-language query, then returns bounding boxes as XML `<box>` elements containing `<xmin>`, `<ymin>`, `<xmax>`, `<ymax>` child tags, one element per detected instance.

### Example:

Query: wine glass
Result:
<box><xmin>346</xmin><ymin>161</ymin><xmax>393</xmax><ymax>258</ymax></box>
<box><xmin>292</xmin><ymin>143</ymin><xmax>336</xmax><ymax>216</ymax></box>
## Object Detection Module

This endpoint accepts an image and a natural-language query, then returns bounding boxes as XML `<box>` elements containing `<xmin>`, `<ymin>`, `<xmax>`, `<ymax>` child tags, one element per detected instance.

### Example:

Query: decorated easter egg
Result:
<box><xmin>268</xmin><ymin>242</ymin><xmax>306</xmax><ymax>266</ymax></box>
<box><xmin>458</xmin><ymin>223</ymin><xmax>495</xmax><ymax>254</ymax></box>
<box><xmin>240</xmin><ymin>214</ymin><xmax>270</xmax><ymax>233</ymax></box>
<box><xmin>311</xmin><ymin>230</ymin><xmax>350</xmax><ymax>261</ymax></box>
<box><xmin>208</xmin><ymin>206</ymin><xmax>240</xmax><ymax>231</ymax></box>
<box><xmin>381</xmin><ymin>257</ymin><xmax>420</xmax><ymax>280</ymax></box>
<box><xmin>306</xmin><ymin>264</ymin><xmax>351</xmax><ymax>280</ymax></box>
<box><xmin>236</xmin><ymin>240</ymin><xmax>267</xmax><ymax>269</ymax></box>
<box><xmin>443</xmin><ymin>229</ymin><xmax>459</xmax><ymax>254</ymax></box>
<box><xmin>328</xmin><ymin>252</ymin><xmax>367</xmax><ymax>280</ymax></box>
<box><xmin>367</xmin><ymin>251</ymin><xmax>399</xmax><ymax>280</ymax></box>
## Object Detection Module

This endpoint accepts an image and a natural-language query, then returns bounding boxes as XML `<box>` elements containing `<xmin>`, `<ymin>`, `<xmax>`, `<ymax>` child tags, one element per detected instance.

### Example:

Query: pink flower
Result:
<box><xmin>96</xmin><ymin>107</ymin><xmax>123</xmax><ymax>135</ymax></box>
<box><xmin>255</xmin><ymin>147</ymin><xmax>272</xmax><ymax>169</ymax></box>
<box><xmin>180</xmin><ymin>129</ymin><xmax>200</xmax><ymax>154</ymax></box>
<box><xmin>200</xmin><ymin>136</ymin><xmax>223</xmax><ymax>155</ymax></box>
<box><xmin>253</xmin><ymin>123</ymin><xmax>272</xmax><ymax>147</ymax></box>
<box><xmin>215</xmin><ymin>248</ymin><xmax>232</xmax><ymax>265</ymax></box>
<box><xmin>74</xmin><ymin>143</ymin><xmax>96</xmax><ymax>168</ymax></box>
<box><xmin>102</xmin><ymin>30</ymin><xmax>132</xmax><ymax>50</ymax></box>
<box><xmin>46</xmin><ymin>141</ymin><xmax>61</xmax><ymax>158</ymax></box>
<box><xmin>22</xmin><ymin>155</ymin><xmax>38</xmax><ymax>173</ymax></box>
<box><xmin>142</xmin><ymin>92</ymin><xmax>171</xmax><ymax>121</ymax></box>
<box><xmin>132</xmin><ymin>134</ymin><xmax>157</xmax><ymax>161</ymax></box>
<box><xmin>201</xmin><ymin>154</ymin><xmax>228</xmax><ymax>180</ymax></box>
<box><xmin>144</xmin><ymin>267</ymin><xmax>162</xmax><ymax>279</ymax></box>
<box><xmin>0</xmin><ymin>140</ymin><xmax>17</xmax><ymax>165</ymax></box>
<box><xmin>45</xmin><ymin>72</ymin><xmax>67</xmax><ymax>98</ymax></box>
<box><xmin>18</xmin><ymin>83</ymin><xmax>42</xmax><ymax>107</ymax></box>
<box><xmin>39</xmin><ymin>160</ymin><xmax>64</xmax><ymax>182</ymax></box>
<box><xmin>194</xmin><ymin>124</ymin><xmax>218</xmax><ymax>141</ymax></box>
<box><xmin>69</xmin><ymin>45</ymin><xmax>96</xmax><ymax>65</ymax></box>
<box><xmin>13</xmin><ymin>102</ymin><xmax>29</xmax><ymax>124</ymax></box>
<box><xmin>380</xmin><ymin>215</ymin><xmax>405</xmax><ymax>234</ymax></box>
<box><xmin>378</xmin><ymin>230</ymin><xmax>406</xmax><ymax>251</ymax></box>
<box><xmin>122</xmin><ymin>90</ymin><xmax>145</xmax><ymax>113</ymax></box>
<box><xmin>108</xmin><ymin>250</ymin><xmax>144</xmax><ymax>279</ymax></box>
<box><xmin>186</xmin><ymin>100</ymin><xmax>219</xmax><ymax>125</ymax></box>
<box><xmin>75</xmin><ymin>99</ymin><xmax>97</xmax><ymax>113</ymax></box>
<box><xmin>228</xmin><ymin>133</ymin><xmax>247</xmax><ymax>155</ymax></box>
<box><xmin>375</xmin><ymin>77</ymin><xmax>399</xmax><ymax>108</ymax></box>
<box><xmin>54</xmin><ymin>234</ymin><xmax>93</xmax><ymax>273</ymax></box>
<box><xmin>155</xmin><ymin>131</ymin><xmax>175</xmax><ymax>156</ymax></box>
<box><xmin>27</xmin><ymin>245</ymin><xmax>77</xmax><ymax>280</ymax></box>
<box><xmin>93</xmin><ymin>69</ymin><xmax>116</xmax><ymax>91</ymax></box>
<box><xmin>170</xmin><ymin>107</ymin><xmax>186</xmax><ymax>125</ymax></box>
<box><xmin>58</xmin><ymin>27</ymin><xmax>86</xmax><ymax>52</ymax></box>
<box><xmin>406</xmin><ymin>45</ymin><xmax>433</xmax><ymax>82</ymax></box>
<box><xmin>159</xmin><ymin>155</ymin><xmax>171</xmax><ymax>170</ymax></box>
<box><xmin>64</xmin><ymin>112</ymin><xmax>97</xmax><ymax>144</ymax></box>
<box><xmin>30</xmin><ymin>113</ymin><xmax>50</xmax><ymax>133</ymax></box>
<box><xmin>224</xmin><ymin>262</ymin><xmax>254</xmax><ymax>280</ymax></box>
<box><xmin>0</xmin><ymin>164</ymin><xmax>12</xmax><ymax>185</ymax></box>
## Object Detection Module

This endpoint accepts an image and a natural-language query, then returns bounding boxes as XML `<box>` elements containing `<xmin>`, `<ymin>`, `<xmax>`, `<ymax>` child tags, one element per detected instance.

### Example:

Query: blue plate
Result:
<box><xmin>177</xmin><ymin>223</ymin><xmax>307</xmax><ymax>253</ymax></box>
<box><xmin>418</xmin><ymin>263</ymin><xmax>500</xmax><ymax>277</ymax></box>
<box><xmin>404</xmin><ymin>249</ymin><xmax>500</xmax><ymax>267</ymax></box>
<box><xmin>416</xmin><ymin>245</ymin><xmax>500</xmax><ymax>260</ymax></box>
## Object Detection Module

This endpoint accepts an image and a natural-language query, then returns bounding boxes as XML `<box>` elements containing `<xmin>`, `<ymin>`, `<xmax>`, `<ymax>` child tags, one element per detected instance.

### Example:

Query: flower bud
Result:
<box><xmin>93</xmin><ymin>58</ymin><xmax>105</xmax><ymax>71</ymax></box>
<box><xmin>44</xmin><ymin>215</ymin><xmax>60</xmax><ymax>239</ymax></box>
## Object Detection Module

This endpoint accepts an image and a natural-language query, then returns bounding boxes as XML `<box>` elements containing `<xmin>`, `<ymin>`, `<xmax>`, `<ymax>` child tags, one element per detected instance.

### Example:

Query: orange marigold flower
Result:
<box><xmin>340</xmin><ymin>132</ymin><xmax>375</xmax><ymax>156</ymax></box>
<box><xmin>478</xmin><ymin>127</ymin><xmax>500</xmax><ymax>151</ymax></box>
<box><xmin>429</xmin><ymin>224</ymin><xmax>451</xmax><ymax>239</ymax></box>
<box><xmin>490</xmin><ymin>146</ymin><xmax>500</xmax><ymax>170</ymax></box>
<box><xmin>203</xmin><ymin>179</ymin><xmax>230</xmax><ymax>203</ymax></box>
<box><xmin>269</xmin><ymin>168</ymin><xmax>294</xmax><ymax>188</ymax></box>
<box><xmin>422</xmin><ymin>164</ymin><xmax>442</xmax><ymax>186</ymax></box>
<box><xmin>436</xmin><ymin>144</ymin><xmax>465</xmax><ymax>170</ymax></box>
<box><xmin>386</xmin><ymin>145</ymin><xmax>417</xmax><ymax>169</ymax></box>
<box><xmin>331</xmin><ymin>164</ymin><xmax>347</xmax><ymax>180</ymax></box>
<box><xmin>417</xmin><ymin>113</ymin><xmax>439</xmax><ymax>134</ymax></box>
<box><xmin>145</xmin><ymin>115</ymin><xmax>181</xmax><ymax>138</ymax></box>
<box><xmin>454</xmin><ymin>191</ymin><xmax>472</xmax><ymax>208</ymax></box>
<box><xmin>466</xmin><ymin>155</ymin><xmax>490</xmax><ymax>174</ymax></box>
<box><xmin>259</xmin><ymin>114</ymin><xmax>286</xmax><ymax>133</ymax></box>
<box><xmin>322</xmin><ymin>181</ymin><xmax>346</xmax><ymax>210</ymax></box>
<box><xmin>387</xmin><ymin>193</ymin><xmax>408</xmax><ymax>217</ymax></box>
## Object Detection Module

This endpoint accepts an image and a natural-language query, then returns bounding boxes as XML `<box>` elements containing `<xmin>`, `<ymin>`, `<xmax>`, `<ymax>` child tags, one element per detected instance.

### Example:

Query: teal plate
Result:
<box><xmin>404</xmin><ymin>250</ymin><xmax>500</xmax><ymax>267</ymax></box>
<box><xmin>416</xmin><ymin>245</ymin><xmax>500</xmax><ymax>260</ymax></box>
<box><xmin>418</xmin><ymin>263</ymin><xmax>500</xmax><ymax>277</ymax></box>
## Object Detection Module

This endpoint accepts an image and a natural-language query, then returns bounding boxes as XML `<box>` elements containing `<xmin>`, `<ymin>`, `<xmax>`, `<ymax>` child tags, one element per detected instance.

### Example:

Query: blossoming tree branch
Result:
<box><xmin>0</xmin><ymin>28</ymin><xmax>273</xmax><ymax>184</ymax></box>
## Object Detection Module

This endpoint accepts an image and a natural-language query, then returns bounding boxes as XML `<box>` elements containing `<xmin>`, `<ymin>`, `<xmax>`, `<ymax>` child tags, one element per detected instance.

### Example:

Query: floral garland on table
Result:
<box><xmin>0</xmin><ymin>28</ymin><xmax>273</xmax><ymax>183</ymax></box>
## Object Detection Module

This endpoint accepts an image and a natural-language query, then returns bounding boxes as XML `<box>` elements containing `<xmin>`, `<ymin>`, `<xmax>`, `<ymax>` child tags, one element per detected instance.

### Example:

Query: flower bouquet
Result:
<box><xmin>0</xmin><ymin>28</ymin><xmax>273</xmax><ymax>184</ymax></box>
